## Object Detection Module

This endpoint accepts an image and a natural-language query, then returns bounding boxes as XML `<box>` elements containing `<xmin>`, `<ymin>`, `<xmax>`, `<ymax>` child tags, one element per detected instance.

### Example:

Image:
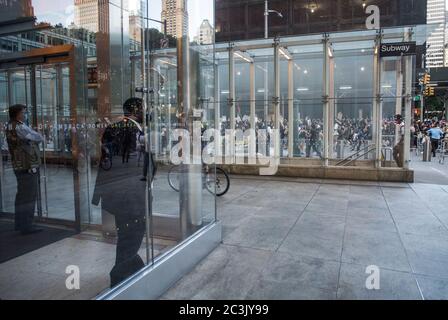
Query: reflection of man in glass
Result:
<box><xmin>92</xmin><ymin>98</ymin><xmax>155</xmax><ymax>287</ymax></box>
<box><xmin>6</xmin><ymin>105</ymin><xmax>43</xmax><ymax>235</ymax></box>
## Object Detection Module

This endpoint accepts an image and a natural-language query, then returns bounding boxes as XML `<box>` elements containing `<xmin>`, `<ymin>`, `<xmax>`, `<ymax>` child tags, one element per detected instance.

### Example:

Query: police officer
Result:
<box><xmin>92</xmin><ymin>98</ymin><xmax>155</xmax><ymax>288</ymax></box>
<box><xmin>6</xmin><ymin>104</ymin><xmax>43</xmax><ymax>235</ymax></box>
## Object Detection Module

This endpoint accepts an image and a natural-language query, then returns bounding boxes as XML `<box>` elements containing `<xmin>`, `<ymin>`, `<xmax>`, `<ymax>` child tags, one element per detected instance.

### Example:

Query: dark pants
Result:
<box><xmin>431</xmin><ymin>139</ymin><xmax>440</xmax><ymax>157</ymax></box>
<box><xmin>393</xmin><ymin>139</ymin><xmax>404</xmax><ymax>167</ymax></box>
<box><xmin>306</xmin><ymin>141</ymin><xmax>321</xmax><ymax>158</ymax></box>
<box><xmin>14</xmin><ymin>170</ymin><xmax>39</xmax><ymax>232</ymax></box>
<box><xmin>142</xmin><ymin>152</ymin><xmax>149</xmax><ymax>178</ymax></box>
<box><xmin>142</xmin><ymin>152</ymin><xmax>157</xmax><ymax>181</ymax></box>
<box><xmin>122</xmin><ymin>143</ymin><xmax>131</xmax><ymax>163</ymax></box>
<box><xmin>110</xmin><ymin>214</ymin><xmax>146</xmax><ymax>287</ymax></box>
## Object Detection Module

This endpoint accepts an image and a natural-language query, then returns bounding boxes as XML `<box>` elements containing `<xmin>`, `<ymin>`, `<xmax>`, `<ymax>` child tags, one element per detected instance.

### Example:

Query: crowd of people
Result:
<box><xmin>214</xmin><ymin>114</ymin><xmax>448</xmax><ymax>163</ymax></box>
<box><xmin>411</xmin><ymin>120</ymin><xmax>448</xmax><ymax>158</ymax></box>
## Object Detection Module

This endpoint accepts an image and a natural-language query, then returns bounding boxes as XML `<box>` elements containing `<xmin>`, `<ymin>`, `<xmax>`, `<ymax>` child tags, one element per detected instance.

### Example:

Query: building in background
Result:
<box><xmin>194</xmin><ymin>19</ymin><xmax>214</xmax><ymax>44</ymax></box>
<box><xmin>74</xmin><ymin>0</ymin><xmax>99</xmax><ymax>33</ymax></box>
<box><xmin>129</xmin><ymin>13</ymin><xmax>143</xmax><ymax>44</ymax></box>
<box><xmin>215</xmin><ymin>0</ymin><xmax>427</xmax><ymax>42</ymax></box>
<box><xmin>0</xmin><ymin>0</ymin><xmax>34</xmax><ymax>23</ymax></box>
<box><xmin>426</xmin><ymin>0</ymin><xmax>447</xmax><ymax>68</ymax></box>
<box><xmin>161</xmin><ymin>0</ymin><xmax>189</xmax><ymax>38</ymax></box>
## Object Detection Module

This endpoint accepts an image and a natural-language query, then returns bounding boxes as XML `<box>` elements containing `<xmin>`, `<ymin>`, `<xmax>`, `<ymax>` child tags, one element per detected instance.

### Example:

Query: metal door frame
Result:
<box><xmin>0</xmin><ymin>44</ymin><xmax>85</xmax><ymax>232</ymax></box>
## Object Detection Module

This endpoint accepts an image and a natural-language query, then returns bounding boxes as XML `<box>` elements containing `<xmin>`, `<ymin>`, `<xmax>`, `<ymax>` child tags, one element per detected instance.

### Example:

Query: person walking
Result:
<box><xmin>5</xmin><ymin>104</ymin><xmax>43</xmax><ymax>235</ymax></box>
<box><xmin>428</xmin><ymin>123</ymin><xmax>444</xmax><ymax>158</ymax></box>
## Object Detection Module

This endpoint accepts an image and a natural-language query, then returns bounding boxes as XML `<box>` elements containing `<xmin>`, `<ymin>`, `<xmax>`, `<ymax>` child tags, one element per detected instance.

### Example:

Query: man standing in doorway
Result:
<box><xmin>6</xmin><ymin>104</ymin><xmax>43</xmax><ymax>235</ymax></box>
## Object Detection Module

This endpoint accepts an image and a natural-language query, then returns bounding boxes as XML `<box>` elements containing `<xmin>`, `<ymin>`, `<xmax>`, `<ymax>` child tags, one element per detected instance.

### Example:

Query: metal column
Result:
<box><xmin>249</xmin><ymin>61</ymin><xmax>256</xmax><ymax>163</ymax></box>
<box><xmin>323</xmin><ymin>35</ymin><xmax>333</xmax><ymax>166</ymax></box>
<box><xmin>373</xmin><ymin>32</ymin><xmax>383</xmax><ymax>168</ymax></box>
<box><xmin>177</xmin><ymin>34</ymin><xmax>203</xmax><ymax>238</ymax></box>
<box><xmin>273</xmin><ymin>38</ymin><xmax>281</xmax><ymax>159</ymax></box>
<box><xmin>228</xmin><ymin>44</ymin><xmax>236</xmax><ymax>131</ymax></box>
<box><xmin>403</xmin><ymin>28</ymin><xmax>413</xmax><ymax>170</ymax></box>
<box><xmin>395</xmin><ymin>59</ymin><xmax>403</xmax><ymax>146</ymax></box>
<box><xmin>250</xmin><ymin>62</ymin><xmax>256</xmax><ymax>130</ymax></box>
<box><xmin>214</xmin><ymin>61</ymin><xmax>220</xmax><ymax>132</ymax></box>
<box><xmin>288</xmin><ymin>59</ymin><xmax>294</xmax><ymax>158</ymax></box>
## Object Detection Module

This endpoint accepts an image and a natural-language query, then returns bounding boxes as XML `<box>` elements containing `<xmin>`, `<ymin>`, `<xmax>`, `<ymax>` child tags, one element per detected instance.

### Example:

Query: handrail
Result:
<box><xmin>335</xmin><ymin>144</ymin><xmax>376</xmax><ymax>166</ymax></box>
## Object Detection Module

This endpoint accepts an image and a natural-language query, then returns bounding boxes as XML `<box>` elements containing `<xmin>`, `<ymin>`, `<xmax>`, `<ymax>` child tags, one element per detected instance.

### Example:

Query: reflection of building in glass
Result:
<box><xmin>0</xmin><ymin>26</ymin><xmax>96</xmax><ymax>56</ymax></box>
<box><xmin>129</xmin><ymin>13</ymin><xmax>142</xmax><ymax>44</ymax></box>
<box><xmin>161</xmin><ymin>0</ymin><xmax>189</xmax><ymax>38</ymax></box>
<box><xmin>21</xmin><ymin>0</ymin><xmax>34</xmax><ymax>17</ymax></box>
<box><xmin>426</xmin><ymin>0</ymin><xmax>447</xmax><ymax>67</ymax></box>
<box><xmin>0</xmin><ymin>0</ymin><xmax>34</xmax><ymax>23</ymax></box>
<box><xmin>194</xmin><ymin>19</ymin><xmax>214</xmax><ymax>45</ymax></box>
<box><xmin>74</xmin><ymin>0</ymin><xmax>99</xmax><ymax>33</ymax></box>
<box><xmin>19</xmin><ymin>0</ymin><xmax>34</xmax><ymax>18</ymax></box>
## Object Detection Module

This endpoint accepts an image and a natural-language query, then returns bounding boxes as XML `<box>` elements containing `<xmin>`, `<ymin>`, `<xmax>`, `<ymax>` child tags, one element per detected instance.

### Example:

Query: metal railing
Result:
<box><xmin>335</xmin><ymin>144</ymin><xmax>376</xmax><ymax>167</ymax></box>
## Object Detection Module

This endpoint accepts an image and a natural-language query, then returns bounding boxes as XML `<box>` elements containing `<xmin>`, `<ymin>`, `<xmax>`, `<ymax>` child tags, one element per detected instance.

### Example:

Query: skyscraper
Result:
<box><xmin>194</xmin><ymin>19</ymin><xmax>214</xmax><ymax>45</ymax></box>
<box><xmin>0</xmin><ymin>0</ymin><xmax>34</xmax><ymax>24</ymax></box>
<box><xmin>74</xmin><ymin>0</ymin><xmax>99</xmax><ymax>33</ymax></box>
<box><xmin>161</xmin><ymin>0</ymin><xmax>189</xmax><ymax>38</ymax></box>
<box><xmin>426</xmin><ymin>0</ymin><xmax>447</xmax><ymax>68</ymax></box>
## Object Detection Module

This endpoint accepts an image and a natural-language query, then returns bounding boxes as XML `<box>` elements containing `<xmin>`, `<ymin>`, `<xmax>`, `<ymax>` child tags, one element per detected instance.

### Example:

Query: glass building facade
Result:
<box><xmin>210</xmin><ymin>27</ymin><xmax>424</xmax><ymax>170</ymax></box>
<box><xmin>0</xmin><ymin>0</ymin><xmax>217</xmax><ymax>300</ymax></box>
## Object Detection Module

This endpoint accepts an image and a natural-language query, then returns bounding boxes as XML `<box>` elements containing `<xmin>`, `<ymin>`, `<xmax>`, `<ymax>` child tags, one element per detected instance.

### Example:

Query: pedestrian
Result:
<box><xmin>428</xmin><ymin>122</ymin><xmax>444</xmax><ymax>158</ymax></box>
<box><xmin>5</xmin><ymin>104</ymin><xmax>44</xmax><ymax>235</ymax></box>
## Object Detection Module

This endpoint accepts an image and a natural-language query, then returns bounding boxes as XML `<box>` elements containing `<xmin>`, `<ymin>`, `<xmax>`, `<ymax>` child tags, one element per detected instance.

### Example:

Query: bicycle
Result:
<box><xmin>168</xmin><ymin>164</ymin><xmax>230</xmax><ymax>197</ymax></box>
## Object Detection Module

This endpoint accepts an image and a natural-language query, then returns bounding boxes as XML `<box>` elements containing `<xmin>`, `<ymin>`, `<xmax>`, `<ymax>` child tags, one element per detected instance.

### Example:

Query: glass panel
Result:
<box><xmin>0</xmin><ymin>70</ymin><xmax>15</xmax><ymax>215</ymax></box>
<box><xmin>331</xmin><ymin>41</ymin><xmax>375</xmax><ymax>161</ymax></box>
<box><xmin>217</xmin><ymin>53</ymin><xmax>230</xmax><ymax>133</ymax></box>
<box><xmin>291</xmin><ymin>45</ymin><xmax>324</xmax><ymax>159</ymax></box>
<box><xmin>235</xmin><ymin>60</ymin><xmax>250</xmax><ymax>131</ymax></box>
<box><xmin>381</xmin><ymin>57</ymin><xmax>405</xmax><ymax>168</ymax></box>
<box><xmin>34</xmin><ymin>63</ymin><xmax>76</xmax><ymax>221</ymax></box>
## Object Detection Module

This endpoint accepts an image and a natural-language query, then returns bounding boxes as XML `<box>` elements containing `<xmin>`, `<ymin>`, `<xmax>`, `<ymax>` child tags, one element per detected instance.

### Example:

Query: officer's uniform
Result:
<box><xmin>5</xmin><ymin>120</ymin><xmax>43</xmax><ymax>232</ymax></box>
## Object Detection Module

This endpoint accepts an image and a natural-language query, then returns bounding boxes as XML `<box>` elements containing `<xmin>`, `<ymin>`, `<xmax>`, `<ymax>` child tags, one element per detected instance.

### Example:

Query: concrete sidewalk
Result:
<box><xmin>162</xmin><ymin>176</ymin><xmax>448</xmax><ymax>300</ymax></box>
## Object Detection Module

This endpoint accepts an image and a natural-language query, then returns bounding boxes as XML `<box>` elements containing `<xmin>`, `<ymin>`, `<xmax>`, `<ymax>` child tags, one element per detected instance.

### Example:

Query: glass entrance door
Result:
<box><xmin>0</xmin><ymin>63</ymin><xmax>77</xmax><ymax>225</ymax></box>
<box><xmin>0</xmin><ymin>67</ymin><xmax>31</xmax><ymax>215</ymax></box>
<box><xmin>35</xmin><ymin>63</ymin><xmax>76</xmax><ymax>222</ymax></box>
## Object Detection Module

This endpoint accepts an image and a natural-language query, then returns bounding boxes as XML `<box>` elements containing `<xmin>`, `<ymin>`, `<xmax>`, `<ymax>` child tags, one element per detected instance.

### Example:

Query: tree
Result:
<box><xmin>144</xmin><ymin>28</ymin><xmax>176</xmax><ymax>51</ymax></box>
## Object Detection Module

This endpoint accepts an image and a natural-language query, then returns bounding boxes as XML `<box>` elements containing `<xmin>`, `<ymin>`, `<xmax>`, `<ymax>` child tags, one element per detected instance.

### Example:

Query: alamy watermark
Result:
<box><xmin>65</xmin><ymin>265</ymin><xmax>80</xmax><ymax>290</ymax></box>
<box><xmin>365</xmin><ymin>265</ymin><xmax>381</xmax><ymax>290</ymax></box>
<box><xmin>170</xmin><ymin>122</ymin><xmax>281</xmax><ymax>176</ymax></box>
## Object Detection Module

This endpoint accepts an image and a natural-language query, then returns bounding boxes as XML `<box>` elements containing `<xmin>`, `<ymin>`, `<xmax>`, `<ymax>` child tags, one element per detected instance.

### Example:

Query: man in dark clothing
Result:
<box><xmin>92</xmin><ymin>98</ymin><xmax>156</xmax><ymax>288</ymax></box>
<box><xmin>306</xmin><ymin>124</ymin><xmax>322</xmax><ymax>158</ymax></box>
<box><xmin>5</xmin><ymin>104</ymin><xmax>44</xmax><ymax>235</ymax></box>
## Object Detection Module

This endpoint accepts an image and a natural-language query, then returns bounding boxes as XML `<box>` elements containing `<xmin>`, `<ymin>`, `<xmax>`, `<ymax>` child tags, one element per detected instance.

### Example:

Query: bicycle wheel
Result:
<box><xmin>206</xmin><ymin>167</ymin><xmax>230</xmax><ymax>197</ymax></box>
<box><xmin>168</xmin><ymin>166</ymin><xmax>180</xmax><ymax>192</ymax></box>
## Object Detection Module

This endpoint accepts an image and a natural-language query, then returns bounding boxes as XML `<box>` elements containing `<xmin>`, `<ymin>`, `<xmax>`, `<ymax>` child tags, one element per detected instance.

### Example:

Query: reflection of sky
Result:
<box><xmin>33</xmin><ymin>0</ymin><xmax>75</xmax><ymax>26</ymax></box>
<box><xmin>32</xmin><ymin>0</ymin><xmax>214</xmax><ymax>39</ymax></box>
<box><xmin>147</xmin><ymin>0</ymin><xmax>213</xmax><ymax>38</ymax></box>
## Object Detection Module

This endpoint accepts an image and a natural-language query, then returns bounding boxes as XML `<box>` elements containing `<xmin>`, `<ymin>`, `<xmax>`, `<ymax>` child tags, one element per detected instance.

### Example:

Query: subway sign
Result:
<box><xmin>380</xmin><ymin>42</ymin><xmax>416</xmax><ymax>57</ymax></box>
